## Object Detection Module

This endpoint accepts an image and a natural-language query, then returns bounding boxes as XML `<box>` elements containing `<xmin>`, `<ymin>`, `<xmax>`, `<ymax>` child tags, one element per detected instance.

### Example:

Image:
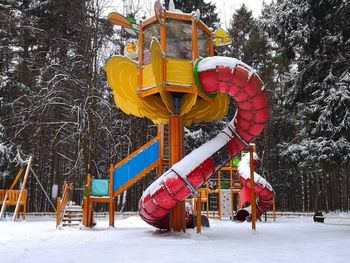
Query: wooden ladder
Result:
<box><xmin>60</xmin><ymin>202</ymin><xmax>83</xmax><ymax>228</ymax></box>
<box><xmin>160</xmin><ymin>124</ymin><xmax>170</xmax><ymax>172</ymax></box>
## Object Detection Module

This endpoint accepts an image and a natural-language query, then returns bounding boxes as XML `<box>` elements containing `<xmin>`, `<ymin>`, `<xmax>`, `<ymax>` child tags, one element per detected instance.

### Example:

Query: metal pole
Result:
<box><xmin>30</xmin><ymin>167</ymin><xmax>56</xmax><ymax>212</ymax></box>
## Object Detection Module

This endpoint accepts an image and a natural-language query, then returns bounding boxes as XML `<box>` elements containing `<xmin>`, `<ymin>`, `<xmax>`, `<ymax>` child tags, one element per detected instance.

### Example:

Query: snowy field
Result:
<box><xmin>1</xmin><ymin>215</ymin><xmax>349</xmax><ymax>263</ymax></box>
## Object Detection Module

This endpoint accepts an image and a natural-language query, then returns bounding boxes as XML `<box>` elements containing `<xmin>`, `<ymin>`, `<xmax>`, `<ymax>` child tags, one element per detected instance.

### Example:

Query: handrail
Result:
<box><xmin>56</xmin><ymin>182</ymin><xmax>73</xmax><ymax>228</ymax></box>
<box><xmin>0</xmin><ymin>190</ymin><xmax>26</xmax><ymax>203</ymax></box>
<box><xmin>114</xmin><ymin>135</ymin><xmax>160</xmax><ymax>169</ymax></box>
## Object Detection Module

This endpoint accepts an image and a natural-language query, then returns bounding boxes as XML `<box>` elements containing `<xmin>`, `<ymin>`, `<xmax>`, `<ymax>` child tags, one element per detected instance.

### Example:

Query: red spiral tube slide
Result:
<box><xmin>139</xmin><ymin>56</ymin><xmax>273</xmax><ymax>229</ymax></box>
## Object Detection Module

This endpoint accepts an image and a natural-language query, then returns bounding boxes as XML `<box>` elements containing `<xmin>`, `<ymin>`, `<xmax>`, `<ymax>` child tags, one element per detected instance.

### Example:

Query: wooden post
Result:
<box><xmin>23</xmin><ymin>192</ymin><xmax>27</xmax><ymax>220</ymax></box>
<box><xmin>196</xmin><ymin>193</ymin><xmax>201</xmax><ymax>234</ymax></box>
<box><xmin>192</xmin><ymin>17</ymin><xmax>198</xmax><ymax>60</ymax></box>
<box><xmin>82</xmin><ymin>199</ymin><xmax>88</xmax><ymax>226</ymax></box>
<box><xmin>86</xmin><ymin>174</ymin><xmax>92</xmax><ymax>227</ymax></box>
<box><xmin>109</xmin><ymin>164</ymin><xmax>115</xmax><ymax>227</ymax></box>
<box><xmin>13</xmin><ymin>156</ymin><xmax>32</xmax><ymax>221</ymax></box>
<box><xmin>249</xmin><ymin>147</ymin><xmax>256</xmax><ymax>230</ymax></box>
<box><xmin>56</xmin><ymin>197</ymin><xmax>61</xmax><ymax>227</ymax></box>
<box><xmin>0</xmin><ymin>165</ymin><xmax>25</xmax><ymax>220</ymax></box>
<box><xmin>273</xmin><ymin>197</ymin><xmax>276</xmax><ymax>222</ymax></box>
<box><xmin>218</xmin><ymin>170</ymin><xmax>221</xmax><ymax>219</ymax></box>
<box><xmin>170</xmin><ymin>115</ymin><xmax>186</xmax><ymax>232</ymax></box>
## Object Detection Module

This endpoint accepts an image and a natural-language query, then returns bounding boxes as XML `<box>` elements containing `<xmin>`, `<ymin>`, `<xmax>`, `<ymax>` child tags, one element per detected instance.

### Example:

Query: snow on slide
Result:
<box><xmin>139</xmin><ymin>56</ymin><xmax>274</xmax><ymax>229</ymax></box>
<box><xmin>236</xmin><ymin>152</ymin><xmax>275</xmax><ymax>221</ymax></box>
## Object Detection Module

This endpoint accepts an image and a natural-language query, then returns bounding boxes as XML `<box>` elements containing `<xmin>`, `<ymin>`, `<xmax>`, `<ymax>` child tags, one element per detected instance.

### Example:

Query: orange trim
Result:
<box><xmin>143</xmin><ymin>16</ymin><xmax>157</xmax><ymax>27</ymax></box>
<box><xmin>197</xmin><ymin>21</ymin><xmax>211</xmax><ymax>35</ymax></box>
<box><xmin>192</xmin><ymin>17</ymin><xmax>198</xmax><ymax>97</ymax></box>
<box><xmin>138</xmin><ymin>20</ymin><xmax>144</xmax><ymax>96</ymax></box>
<box><xmin>209</xmin><ymin>33</ymin><xmax>214</xmax><ymax>57</ymax></box>
<box><xmin>161</xmin><ymin>12</ymin><xmax>167</xmax><ymax>84</ymax></box>
<box><xmin>196</xmin><ymin>21</ymin><xmax>213</xmax><ymax>56</ymax></box>
<box><xmin>197</xmin><ymin>91</ymin><xmax>215</xmax><ymax>102</ymax></box>
<box><xmin>192</xmin><ymin>18</ymin><xmax>198</xmax><ymax>60</ymax></box>
<box><xmin>114</xmin><ymin>136</ymin><xmax>160</xmax><ymax>169</ymax></box>
<box><xmin>139</xmin><ymin>87</ymin><xmax>159</xmax><ymax>97</ymax></box>
<box><xmin>166</xmin><ymin>11</ymin><xmax>192</xmax><ymax>21</ymax></box>
<box><xmin>113</xmin><ymin>160</ymin><xmax>160</xmax><ymax>197</ymax></box>
<box><xmin>89</xmin><ymin>197</ymin><xmax>110</xmax><ymax>203</ymax></box>
<box><xmin>164</xmin><ymin>85</ymin><xmax>194</xmax><ymax>93</ymax></box>
<box><xmin>220</xmin><ymin>167</ymin><xmax>238</xmax><ymax>172</ymax></box>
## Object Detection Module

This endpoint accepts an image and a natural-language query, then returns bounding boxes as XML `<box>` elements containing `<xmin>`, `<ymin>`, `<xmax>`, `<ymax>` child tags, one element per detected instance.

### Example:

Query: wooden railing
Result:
<box><xmin>0</xmin><ymin>157</ymin><xmax>33</xmax><ymax>221</ymax></box>
<box><xmin>0</xmin><ymin>190</ymin><xmax>6</xmax><ymax>203</ymax></box>
<box><xmin>0</xmin><ymin>190</ymin><xmax>27</xmax><ymax>205</ymax></box>
<box><xmin>56</xmin><ymin>182</ymin><xmax>73</xmax><ymax>228</ymax></box>
<box><xmin>0</xmin><ymin>190</ymin><xmax>28</xmax><ymax>220</ymax></box>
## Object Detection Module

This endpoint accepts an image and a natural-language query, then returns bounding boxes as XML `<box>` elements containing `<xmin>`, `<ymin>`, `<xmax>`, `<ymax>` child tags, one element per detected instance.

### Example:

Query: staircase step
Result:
<box><xmin>63</xmin><ymin>218</ymin><xmax>82</xmax><ymax>222</ymax></box>
<box><xmin>61</xmin><ymin>223</ymin><xmax>80</xmax><ymax>226</ymax></box>
<box><xmin>65</xmin><ymin>208</ymin><xmax>83</xmax><ymax>212</ymax></box>
<box><xmin>63</xmin><ymin>214</ymin><xmax>83</xmax><ymax>218</ymax></box>
<box><xmin>66</xmin><ymin>205</ymin><xmax>82</xmax><ymax>209</ymax></box>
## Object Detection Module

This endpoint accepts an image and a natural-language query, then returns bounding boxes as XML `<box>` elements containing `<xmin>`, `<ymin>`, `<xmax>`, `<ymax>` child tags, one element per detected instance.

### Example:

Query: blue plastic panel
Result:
<box><xmin>91</xmin><ymin>179</ymin><xmax>109</xmax><ymax>196</ymax></box>
<box><xmin>113</xmin><ymin>140</ymin><xmax>159</xmax><ymax>192</ymax></box>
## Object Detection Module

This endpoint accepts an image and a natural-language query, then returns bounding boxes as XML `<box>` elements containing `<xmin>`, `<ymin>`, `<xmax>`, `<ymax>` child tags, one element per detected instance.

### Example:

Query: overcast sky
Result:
<box><xmin>206</xmin><ymin>0</ymin><xmax>272</xmax><ymax>28</ymax></box>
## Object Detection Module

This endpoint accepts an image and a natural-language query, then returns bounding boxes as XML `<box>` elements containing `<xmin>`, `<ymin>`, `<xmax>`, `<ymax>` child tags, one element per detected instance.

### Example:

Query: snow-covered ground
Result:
<box><xmin>1</xmin><ymin>215</ymin><xmax>349</xmax><ymax>263</ymax></box>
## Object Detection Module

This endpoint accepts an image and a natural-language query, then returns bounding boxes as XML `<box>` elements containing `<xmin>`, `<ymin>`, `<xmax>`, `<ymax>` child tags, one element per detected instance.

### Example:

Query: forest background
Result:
<box><xmin>0</xmin><ymin>0</ymin><xmax>349</xmax><ymax>213</ymax></box>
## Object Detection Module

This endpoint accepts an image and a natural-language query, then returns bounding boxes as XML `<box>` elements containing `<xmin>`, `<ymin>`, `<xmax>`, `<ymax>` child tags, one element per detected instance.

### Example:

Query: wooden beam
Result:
<box><xmin>13</xmin><ymin>156</ymin><xmax>33</xmax><ymax>221</ymax></box>
<box><xmin>196</xmin><ymin>194</ymin><xmax>201</xmax><ymax>234</ymax></box>
<box><xmin>9</xmin><ymin>165</ymin><xmax>25</xmax><ymax>190</ymax></box>
<box><xmin>169</xmin><ymin>115</ymin><xmax>186</xmax><ymax>232</ymax></box>
<box><xmin>56</xmin><ymin>197</ymin><xmax>61</xmax><ymax>228</ymax></box>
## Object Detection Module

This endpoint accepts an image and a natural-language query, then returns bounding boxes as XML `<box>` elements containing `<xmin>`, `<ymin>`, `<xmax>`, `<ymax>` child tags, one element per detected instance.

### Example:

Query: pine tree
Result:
<box><xmin>262</xmin><ymin>0</ymin><xmax>350</xmax><ymax>211</ymax></box>
<box><xmin>266</xmin><ymin>0</ymin><xmax>350</xmax><ymax>171</ymax></box>
<box><xmin>164</xmin><ymin>0</ymin><xmax>219</xmax><ymax>26</ymax></box>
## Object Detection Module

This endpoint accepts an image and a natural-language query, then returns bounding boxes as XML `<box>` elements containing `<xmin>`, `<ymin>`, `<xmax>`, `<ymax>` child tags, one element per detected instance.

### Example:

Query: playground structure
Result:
<box><xmin>194</xmin><ymin>149</ymin><xmax>276</xmax><ymax>223</ymax></box>
<box><xmin>188</xmin><ymin>157</ymin><xmax>245</xmax><ymax>221</ymax></box>
<box><xmin>54</xmin><ymin>0</ymin><xmax>275</xmax><ymax>231</ymax></box>
<box><xmin>0</xmin><ymin>156</ymin><xmax>33</xmax><ymax>221</ymax></box>
<box><xmin>101</xmin><ymin>0</ymin><xmax>275</xmax><ymax>232</ymax></box>
<box><xmin>57</xmin><ymin>134</ymin><xmax>162</xmax><ymax>228</ymax></box>
<box><xmin>194</xmin><ymin>155</ymin><xmax>248</xmax><ymax>220</ymax></box>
